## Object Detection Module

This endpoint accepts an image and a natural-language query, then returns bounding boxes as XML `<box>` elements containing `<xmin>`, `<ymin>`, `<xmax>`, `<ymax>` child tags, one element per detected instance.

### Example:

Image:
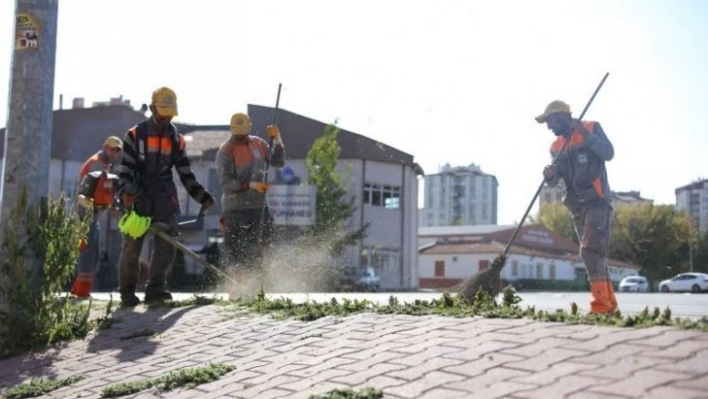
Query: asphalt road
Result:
<box><xmin>90</xmin><ymin>290</ymin><xmax>708</xmax><ymax>321</ymax></box>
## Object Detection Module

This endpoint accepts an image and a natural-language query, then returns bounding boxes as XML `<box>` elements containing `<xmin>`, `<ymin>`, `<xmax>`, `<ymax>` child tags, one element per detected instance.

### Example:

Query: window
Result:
<box><xmin>435</xmin><ymin>261</ymin><xmax>445</xmax><ymax>277</ymax></box>
<box><xmin>511</xmin><ymin>260</ymin><xmax>519</xmax><ymax>277</ymax></box>
<box><xmin>549</xmin><ymin>263</ymin><xmax>556</xmax><ymax>279</ymax></box>
<box><xmin>536</xmin><ymin>263</ymin><xmax>543</xmax><ymax>279</ymax></box>
<box><xmin>364</xmin><ymin>183</ymin><xmax>400</xmax><ymax>209</ymax></box>
<box><xmin>361</xmin><ymin>246</ymin><xmax>400</xmax><ymax>273</ymax></box>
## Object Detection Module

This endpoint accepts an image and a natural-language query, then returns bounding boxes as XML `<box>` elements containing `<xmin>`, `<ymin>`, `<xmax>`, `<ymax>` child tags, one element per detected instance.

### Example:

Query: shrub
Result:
<box><xmin>0</xmin><ymin>191</ymin><xmax>91</xmax><ymax>357</ymax></box>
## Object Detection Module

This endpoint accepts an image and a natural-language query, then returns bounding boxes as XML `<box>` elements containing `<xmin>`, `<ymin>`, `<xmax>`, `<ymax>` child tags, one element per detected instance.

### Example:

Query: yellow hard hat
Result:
<box><xmin>230</xmin><ymin>113</ymin><xmax>252</xmax><ymax>136</ymax></box>
<box><xmin>103</xmin><ymin>136</ymin><xmax>123</xmax><ymax>149</ymax></box>
<box><xmin>152</xmin><ymin>87</ymin><xmax>178</xmax><ymax>117</ymax></box>
<box><xmin>535</xmin><ymin>100</ymin><xmax>571</xmax><ymax>123</ymax></box>
<box><xmin>118</xmin><ymin>211</ymin><xmax>152</xmax><ymax>239</ymax></box>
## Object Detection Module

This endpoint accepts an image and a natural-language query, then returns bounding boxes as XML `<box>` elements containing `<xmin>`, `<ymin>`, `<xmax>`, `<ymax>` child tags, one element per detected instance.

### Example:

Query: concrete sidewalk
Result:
<box><xmin>1</xmin><ymin>301</ymin><xmax>707</xmax><ymax>399</ymax></box>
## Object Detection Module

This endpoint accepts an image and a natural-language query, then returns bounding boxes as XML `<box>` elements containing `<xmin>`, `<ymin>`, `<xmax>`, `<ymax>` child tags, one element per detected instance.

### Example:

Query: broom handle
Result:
<box><xmin>259</xmin><ymin>83</ymin><xmax>282</xmax><ymax>243</ymax></box>
<box><xmin>501</xmin><ymin>72</ymin><xmax>610</xmax><ymax>257</ymax></box>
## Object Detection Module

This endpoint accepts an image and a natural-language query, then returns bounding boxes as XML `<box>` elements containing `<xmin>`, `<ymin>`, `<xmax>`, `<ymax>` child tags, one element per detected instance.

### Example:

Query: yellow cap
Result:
<box><xmin>230</xmin><ymin>113</ymin><xmax>252</xmax><ymax>136</ymax></box>
<box><xmin>152</xmin><ymin>87</ymin><xmax>178</xmax><ymax>117</ymax></box>
<box><xmin>535</xmin><ymin>100</ymin><xmax>571</xmax><ymax>123</ymax></box>
<box><xmin>103</xmin><ymin>136</ymin><xmax>123</xmax><ymax>149</ymax></box>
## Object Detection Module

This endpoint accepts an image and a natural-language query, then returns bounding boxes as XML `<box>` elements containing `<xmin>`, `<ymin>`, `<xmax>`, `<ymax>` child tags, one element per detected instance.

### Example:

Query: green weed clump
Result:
<box><xmin>2</xmin><ymin>375</ymin><xmax>84</xmax><ymax>399</ymax></box>
<box><xmin>221</xmin><ymin>286</ymin><xmax>708</xmax><ymax>332</ymax></box>
<box><xmin>100</xmin><ymin>363</ymin><xmax>235</xmax><ymax>398</ymax></box>
<box><xmin>309</xmin><ymin>387</ymin><xmax>383</xmax><ymax>399</ymax></box>
<box><xmin>0</xmin><ymin>192</ymin><xmax>92</xmax><ymax>358</ymax></box>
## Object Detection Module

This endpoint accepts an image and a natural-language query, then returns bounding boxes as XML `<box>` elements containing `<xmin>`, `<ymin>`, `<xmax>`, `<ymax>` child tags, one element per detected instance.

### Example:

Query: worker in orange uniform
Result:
<box><xmin>537</xmin><ymin>100</ymin><xmax>618</xmax><ymax>314</ymax></box>
<box><xmin>71</xmin><ymin>136</ymin><xmax>123</xmax><ymax>298</ymax></box>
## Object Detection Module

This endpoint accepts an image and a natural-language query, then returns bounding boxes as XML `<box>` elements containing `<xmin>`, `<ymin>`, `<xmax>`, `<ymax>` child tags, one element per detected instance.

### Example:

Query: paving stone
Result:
<box><xmin>591</xmin><ymin>369</ymin><xmax>696</xmax><ymax>398</ymax></box>
<box><xmin>510</xmin><ymin>362</ymin><xmax>601</xmax><ymax>386</ymax></box>
<box><xmin>1</xmin><ymin>304</ymin><xmax>707</xmax><ymax>399</ymax></box>
<box><xmin>330</xmin><ymin>362</ymin><xmax>407</xmax><ymax>386</ymax></box>
<box><xmin>387</xmin><ymin>357</ymin><xmax>465</xmax><ymax>381</ymax></box>
<box><xmin>508</xmin><ymin>374</ymin><xmax>609</xmax><ymax>399</ymax></box>
<box><xmin>563</xmin><ymin>328</ymin><xmax>666</xmax><ymax>352</ymax></box>
<box><xmin>505</xmin><ymin>347</ymin><xmax>589</xmax><ymax>372</ymax></box>
<box><xmin>383</xmin><ymin>370</ymin><xmax>468</xmax><ymax>399</ymax></box>
<box><xmin>277</xmin><ymin>368</ymin><xmax>351</xmax><ymax>392</ymax></box>
<box><xmin>642</xmin><ymin>340</ymin><xmax>708</xmax><ymax>360</ymax></box>
<box><xmin>643</xmin><ymin>384</ymin><xmax>708</xmax><ymax>399</ymax></box>
<box><xmin>578</xmin><ymin>356</ymin><xmax>674</xmax><ymax>380</ymax></box>
<box><xmin>443</xmin><ymin>352</ymin><xmax>526</xmax><ymax>378</ymax></box>
<box><xmin>674</xmin><ymin>374</ymin><xmax>708</xmax><ymax>391</ymax></box>
<box><xmin>337</xmin><ymin>350</ymin><xmax>408</xmax><ymax>371</ymax></box>
<box><xmin>446</xmin><ymin>367</ymin><xmax>531</xmax><ymax>391</ymax></box>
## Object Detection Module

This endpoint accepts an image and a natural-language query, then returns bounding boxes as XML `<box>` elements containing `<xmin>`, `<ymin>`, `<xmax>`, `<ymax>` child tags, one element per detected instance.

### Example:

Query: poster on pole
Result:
<box><xmin>267</xmin><ymin>185</ymin><xmax>316</xmax><ymax>226</ymax></box>
<box><xmin>15</xmin><ymin>13</ymin><xmax>40</xmax><ymax>51</ymax></box>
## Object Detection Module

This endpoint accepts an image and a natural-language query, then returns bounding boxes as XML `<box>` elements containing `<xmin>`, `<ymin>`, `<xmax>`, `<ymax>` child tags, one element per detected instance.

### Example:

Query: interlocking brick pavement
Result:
<box><xmin>0</xmin><ymin>303</ymin><xmax>707</xmax><ymax>399</ymax></box>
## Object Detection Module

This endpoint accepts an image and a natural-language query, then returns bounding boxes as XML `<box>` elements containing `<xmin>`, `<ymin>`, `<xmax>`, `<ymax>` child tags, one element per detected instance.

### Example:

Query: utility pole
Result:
<box><xmin>1</xmin><ymin>0</ymin><xmax>58</xmax><ymax>226</ymax></box>
<box><xmin>0</xmin><ymin>0</ymin><xmax>58</xmax><ymax>318</ymax></box>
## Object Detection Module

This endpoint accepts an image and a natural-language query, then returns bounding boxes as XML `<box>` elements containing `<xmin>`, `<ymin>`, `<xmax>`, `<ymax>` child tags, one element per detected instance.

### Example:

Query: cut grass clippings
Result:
<box><xmin>226</xmin><ymin>287</ymin><xmax>708</xmax><ymax>332</ymax></box>
<box><xmin>309</xmin><ymin>387</ymin><xmax>384</xmax><ymax>399</ymax></box>
<box><xmin>2</xmin><ymin>375</ymin><xmax>84</xmax><ymax>399</ymax></box>
<box><xmin>99</xmin><ymin>362</ymin><xmax>235</xmax><ymax>398</ymax></box>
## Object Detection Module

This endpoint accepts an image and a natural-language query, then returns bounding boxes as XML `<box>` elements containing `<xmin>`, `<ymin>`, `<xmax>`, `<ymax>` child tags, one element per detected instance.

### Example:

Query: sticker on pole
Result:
<box><xmin>15</xmin><ymin>13</ymin><xmax>40</xmax><ymax>51</ymax></box>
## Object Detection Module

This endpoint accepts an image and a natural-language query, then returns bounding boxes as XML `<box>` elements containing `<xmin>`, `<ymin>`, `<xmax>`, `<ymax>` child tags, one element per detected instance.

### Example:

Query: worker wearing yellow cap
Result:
<box><xmin>537</xmin><ymin>99</ymin><xmax>617</xmax><ymax>314</ymax></box>
<box><xmin>115</xmin><ymin>87</ymin><xmax>215</xmax><ymax>307</ymax></box>
<box><xmin>70</xmin><ymin>135</ymin><xmax>123</xmax><ymax>298</ymax></box>
<box><xmin>216</xmin><ymin>112</ymin><xmax>285</xmax><ymax>278</ymax></box>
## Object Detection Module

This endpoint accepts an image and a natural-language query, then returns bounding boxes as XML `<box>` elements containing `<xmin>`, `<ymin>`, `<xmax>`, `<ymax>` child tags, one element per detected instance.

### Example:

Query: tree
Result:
<box><xmin>305</xmin><ymin>123</ymin><xmax>368</xmax><ymax>257</ymax></box>
<box><xmin>693</xmin><ymin>229</ymin><xmax>708</xmax><ymax>274</ymax></box>
<box><xmin>534</xmin><ymin>202</ymin><xmax>578</xmax><ymax>244</ymax></box>
<box><xmin>609</xmin><ymin>204</ymin><xmax>694</xmax><ymax>288</ymax></box>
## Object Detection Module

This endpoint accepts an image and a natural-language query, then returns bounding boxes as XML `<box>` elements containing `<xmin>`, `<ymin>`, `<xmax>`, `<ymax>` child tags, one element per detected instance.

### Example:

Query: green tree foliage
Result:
<box><xmin>535</xmin><ymin>202</ymin><xmax>578</xmax><ymax>244</ymax></box>
<box><xmin>0</xmin><ymin>191</ymin><xmax>91</xmax><ymax>356</ymax></box>
<box><xmin>305</xmin><ymin>123</ymin><xmax>369</xmax><ymax>256</ymax></box>
<box><xmin>609</xmin><ymin>204</ymin><xmax>694</xmax><ymax>287</ymax></box>
<box><xmin>693</xmin><ymin>229</ymin><xmax>708</xmax><ymax>274</ymax></box>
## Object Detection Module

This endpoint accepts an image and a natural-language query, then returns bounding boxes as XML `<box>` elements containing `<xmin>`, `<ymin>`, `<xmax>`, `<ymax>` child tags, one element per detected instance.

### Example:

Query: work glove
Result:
<box><xmin>121</xmin><ymin>192</ymin><xmax>136</xmax><ymax>208</ymax></box>
<box><xmin>543</xmin><ymin>165</ymin><xmax>557</xmax><ymax>182</ymax></box>
<box><xmin>266</xmin><ymin>125</ymin><xmax>282</xmax><ymax>145</ymax></box>
<box><xmin>202</xmin><ymin>193</ymin><xmax>216</xmax><ymax>209</ymax></box>
<box><xmin>249</xmin><ymin>182</ymin><xmax>269</xmax><ymax>194</ymax></box>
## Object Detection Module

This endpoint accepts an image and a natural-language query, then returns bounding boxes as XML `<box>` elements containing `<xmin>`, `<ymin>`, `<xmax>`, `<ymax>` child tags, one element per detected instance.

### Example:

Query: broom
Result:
<box><xmin>458</xmin><ymin>72</ymin><xmax>610</xmax><ymax>302</ymax></box>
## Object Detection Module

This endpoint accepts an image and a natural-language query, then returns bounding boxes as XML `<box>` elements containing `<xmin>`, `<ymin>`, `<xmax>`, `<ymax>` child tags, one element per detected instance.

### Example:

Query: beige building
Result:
<box><xmin>418</xmin><ymin>224</ymin><xmax>639</xmax><ymax>290</ymax></box>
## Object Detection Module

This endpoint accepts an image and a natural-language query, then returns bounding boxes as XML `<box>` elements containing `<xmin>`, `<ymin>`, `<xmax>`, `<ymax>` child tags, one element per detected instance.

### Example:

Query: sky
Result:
<box><xmin>1</xmin><ymin>0</ymin><xmax>707</xmax><ymax>225</ymax></box>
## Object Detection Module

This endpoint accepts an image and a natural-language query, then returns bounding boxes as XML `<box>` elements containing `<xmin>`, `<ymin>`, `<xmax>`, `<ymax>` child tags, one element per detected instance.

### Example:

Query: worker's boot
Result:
<box><xmin>70</xmin><ymin>274</ymin><xmax>93</xmax><ymax>299</ymax></box>
<box><xmin>120</xmin><ymin>285</ymin><xmax>141</xmax><ymax>307</ymax></box>
<box><xmin>145</xmin><ymin>285</ymin><xmax>173</xmax><ymax>303</ymax></box>
<box><xmin>590</xmin><ymin>282</ymin><xmax>617</xmax><ymax>314</ymax></box>
<box><xmin>606</xmin><ymin>281</ymin><xmax>618</xmax><ymax>312</ymax></box>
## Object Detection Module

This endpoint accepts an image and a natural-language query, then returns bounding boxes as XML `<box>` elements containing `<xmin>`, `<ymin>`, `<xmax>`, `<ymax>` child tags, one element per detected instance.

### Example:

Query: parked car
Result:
<box><xmin>356</xmin><ymin>266</ymin><xmax>380</xmax><ymax>287</ymax></box>
<box><xmin>618</xmin><ymin>275</ymin><xmax>649</xmax><ymax>292</ymax></box>
<box><xmin>658</xmin><ymin>273</ymin><xmax>708</xmax><ymax>293</ymax></box>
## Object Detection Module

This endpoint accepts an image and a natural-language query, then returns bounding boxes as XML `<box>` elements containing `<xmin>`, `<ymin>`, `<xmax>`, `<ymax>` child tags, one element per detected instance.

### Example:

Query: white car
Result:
<box><xmin>659</xmin><ymin>273</ymin><xmax>708</xmax><ymax>293</ymax></box>
<box><xmin>618</xmin><ymin>276</ymin><xmax>649</xmax><ymax>292</ymax></box>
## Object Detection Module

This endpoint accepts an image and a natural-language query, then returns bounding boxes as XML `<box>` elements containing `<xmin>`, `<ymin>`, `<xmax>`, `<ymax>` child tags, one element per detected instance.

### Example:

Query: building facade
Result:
<box><xmin>675</xmin><ymin>179</ymin><xmax>708</xmax><ymax>231</ymax></box>
<box><xmin>418</xmin><ymin>224</ymin><xmax>639</xmax><ymax>289</ymax></box>
<box><xmin>422</xmin><ymin>163</ymin><xmax>498</xmax><ymax>227</ymax></box>
<box><xmin>179</xmin><ymin>104</ymin><xmax>424</xmax><ymax>290</ymax></box>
